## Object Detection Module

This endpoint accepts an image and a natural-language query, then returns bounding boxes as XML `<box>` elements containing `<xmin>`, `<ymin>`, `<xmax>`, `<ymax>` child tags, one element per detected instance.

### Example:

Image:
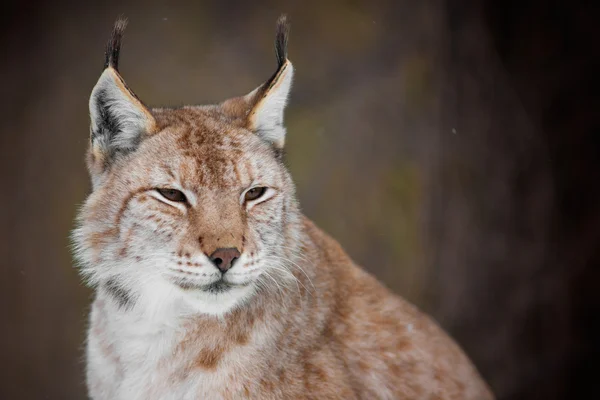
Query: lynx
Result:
<box><xmin>72</xmin><ymin>16</ymin><xmax>494</xmax><ymax>400</ymax></box>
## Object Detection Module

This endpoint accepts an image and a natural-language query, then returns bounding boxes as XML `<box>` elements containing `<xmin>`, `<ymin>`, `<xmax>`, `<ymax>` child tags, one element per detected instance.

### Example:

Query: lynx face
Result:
<box><xmin>73</xmin><ymin>17</ymin><xmax>300</xmax><ymax>316</ymax></box>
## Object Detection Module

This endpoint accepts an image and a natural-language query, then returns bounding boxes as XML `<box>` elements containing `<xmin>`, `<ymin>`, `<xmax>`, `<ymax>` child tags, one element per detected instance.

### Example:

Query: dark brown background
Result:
<box><xmin>1</xmin><ymin>0</ymin><xmax>598</xmax><ymax>399</ymax></box>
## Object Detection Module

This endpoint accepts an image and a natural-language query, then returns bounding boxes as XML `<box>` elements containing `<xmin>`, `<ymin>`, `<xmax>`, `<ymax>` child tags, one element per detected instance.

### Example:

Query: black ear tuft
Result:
<box><xmin>89</xmin><ymin>17</ymin><xmax>156</xmax><ymax>183</ymax></box>
<box><xmin>104</xmin><ymin>16</ymin><xmax>128</xmax><ymax>71</ymax></box>
<box><xmin>229</xmin><ymin>14</ymin><xmax>293</xmax><ymax>150</ymax></box>
<box><xmin>275</xmin><ymin>15</ymin><xmax>290</xmax><ymax>69</ymax></box>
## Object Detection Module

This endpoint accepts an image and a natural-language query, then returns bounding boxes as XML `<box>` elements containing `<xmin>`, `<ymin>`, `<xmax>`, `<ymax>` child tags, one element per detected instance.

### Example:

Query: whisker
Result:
<box><xmin>262</xmin><ymin>256</ymin><xmax>313</xmax><ymax>296</ymax></box>
<box><xmin>264</xmin><ymin>257</ymin><xmax>310</xmax><ymax>292</ymax></box>
<box><xmin>263</xmin><ymin>254</ymin><xmax>316</xmax><ymax>293</ymax></box>
<box><xmin>261</xmin><ymin>270</ymin><xmax>286</xmax><ymax>298</ymax></box>
<box><xmin>262</xmin><ymin>263</ymin><xmax>301</xmax><ymax>293</ymax></box>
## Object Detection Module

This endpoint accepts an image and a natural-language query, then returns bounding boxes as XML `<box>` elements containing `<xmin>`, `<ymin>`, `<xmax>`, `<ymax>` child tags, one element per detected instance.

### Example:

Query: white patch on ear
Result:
<box><xmin>89</xmin><ymin>68</ymin><xmax>156</xmax><ymax>159</ymax></box>
<box><xmin>247</xmin><ymin>61</ymin><xmax>294</xmax><ymax>149</ymax></box>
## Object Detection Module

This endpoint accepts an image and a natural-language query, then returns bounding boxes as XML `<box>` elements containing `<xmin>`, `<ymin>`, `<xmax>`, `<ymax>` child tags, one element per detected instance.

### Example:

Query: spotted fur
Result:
<box><xmin>72</xmin><ymin>16</ymin><xmax>494</xmax><ymax>400</ymax></box>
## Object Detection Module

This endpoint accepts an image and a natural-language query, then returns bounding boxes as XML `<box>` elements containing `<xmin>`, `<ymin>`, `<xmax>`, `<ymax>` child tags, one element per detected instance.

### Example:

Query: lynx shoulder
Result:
<box><xmin>72</xmin><ymin>16</ymin><xmax>494</xmax><ymax>400</ymax></box>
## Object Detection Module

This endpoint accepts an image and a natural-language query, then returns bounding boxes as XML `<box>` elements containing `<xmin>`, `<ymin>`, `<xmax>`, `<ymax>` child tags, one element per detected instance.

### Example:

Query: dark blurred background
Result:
<box><xmin>1</xmin><ymin>0</ymin><xmax>598</xmax><ymax>399</ymax></box>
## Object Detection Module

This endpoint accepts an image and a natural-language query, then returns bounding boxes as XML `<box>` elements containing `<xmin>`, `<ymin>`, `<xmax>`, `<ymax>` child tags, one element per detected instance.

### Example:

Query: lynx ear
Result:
<box><xmin>225</xmin><ymin>16</ymin><xmax>293</xmax><ymax>149</ymax></box>
<box><xmin>88</xmin><ymin>18</ymin><xmax>156</xmax><ymax>180</ymax></box>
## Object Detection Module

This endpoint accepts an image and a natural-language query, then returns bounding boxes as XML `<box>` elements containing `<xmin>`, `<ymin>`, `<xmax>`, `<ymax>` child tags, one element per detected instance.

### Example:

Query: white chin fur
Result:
<box><xmin>130</xmin><ymin>277</ymin><xmax>257</xmax><ymax>320</ymax></box>
<box><xmin>181</xmin><ymin>284</ymin><xmax>257</xmax><ymax>316</ymax></box>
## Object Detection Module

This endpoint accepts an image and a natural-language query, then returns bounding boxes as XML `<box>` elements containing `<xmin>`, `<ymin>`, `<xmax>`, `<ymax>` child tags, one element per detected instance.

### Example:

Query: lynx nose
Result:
<box><xmin>209</xmin><ymin>248</ymin><xmax>241</xmax><ymax>273</ymax></box>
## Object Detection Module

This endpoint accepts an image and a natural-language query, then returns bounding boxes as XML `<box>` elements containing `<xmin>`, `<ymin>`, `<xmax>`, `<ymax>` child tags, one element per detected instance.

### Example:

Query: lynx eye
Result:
<box><xmin>156</xmin><ymin>188</ymin><xmax>187</xmax><ymax>203</ymax></box>
<box><xmin>244</xmin><ymin>187</ymin><xmax>267</xmax><ymax>202</ymax></box>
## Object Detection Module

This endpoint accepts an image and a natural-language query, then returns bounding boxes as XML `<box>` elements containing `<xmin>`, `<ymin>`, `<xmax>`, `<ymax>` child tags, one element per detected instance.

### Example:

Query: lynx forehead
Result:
<box><xmin>73</xmin><ymin>16</ymin><xmax>494</xmax><ymax>400</ymax></box>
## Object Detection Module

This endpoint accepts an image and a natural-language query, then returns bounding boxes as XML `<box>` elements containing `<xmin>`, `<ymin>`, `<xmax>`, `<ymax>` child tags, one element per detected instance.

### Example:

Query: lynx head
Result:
<box><xmin>72</xmin><ymin>16</ymin><xmax>302</xmax><ymax>317</ymax></box>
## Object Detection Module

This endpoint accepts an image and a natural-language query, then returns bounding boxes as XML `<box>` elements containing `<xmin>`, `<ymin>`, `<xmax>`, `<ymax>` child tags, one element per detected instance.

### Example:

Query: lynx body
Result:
<box><xmin>73</xmin><ymin>17</ymin><xmax>494</xmax><ymax>400</ymax></box>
